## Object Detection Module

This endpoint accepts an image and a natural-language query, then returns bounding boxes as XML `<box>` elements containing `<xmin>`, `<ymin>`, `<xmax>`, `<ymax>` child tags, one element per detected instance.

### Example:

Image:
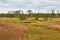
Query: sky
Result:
<box><xmin>0</xmin><ymin>0</ymin><xmax>60</xmax><ymax>13</ymax></box>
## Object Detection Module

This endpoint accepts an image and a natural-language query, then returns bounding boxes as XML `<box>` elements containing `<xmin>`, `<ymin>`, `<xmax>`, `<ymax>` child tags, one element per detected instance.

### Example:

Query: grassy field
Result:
<box><xmin>0</xmin><ymin>18</ymin><xmax>60</xmax><ymax>40</ymax></box>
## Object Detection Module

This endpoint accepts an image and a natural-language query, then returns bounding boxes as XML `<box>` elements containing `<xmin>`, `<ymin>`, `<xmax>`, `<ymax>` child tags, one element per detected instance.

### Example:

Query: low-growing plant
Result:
<box><xmin>0</xmin><ymin>22</ymin><xmax>28</xmax><ymax>40</ymax></box>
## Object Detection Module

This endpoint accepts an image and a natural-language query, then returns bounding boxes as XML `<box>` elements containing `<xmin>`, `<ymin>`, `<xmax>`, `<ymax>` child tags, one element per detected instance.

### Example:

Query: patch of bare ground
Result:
<box><xmin>0</xmin><ymin>22</ymin><xmax>28</xmax><ymax>40</ymax></box>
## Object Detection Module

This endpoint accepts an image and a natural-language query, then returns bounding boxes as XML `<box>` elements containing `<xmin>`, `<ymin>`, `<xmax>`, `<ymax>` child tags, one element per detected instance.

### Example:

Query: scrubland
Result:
<box><xmin>0</xmin><ymin>18</ymin><xmax>60</xmax><ymax>40</ymax></box>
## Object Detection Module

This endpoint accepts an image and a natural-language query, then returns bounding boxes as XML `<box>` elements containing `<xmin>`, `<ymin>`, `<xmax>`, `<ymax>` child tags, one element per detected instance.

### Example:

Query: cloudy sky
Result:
<box><xmin>0</xmin><ymin>0</ymin><xmax>60</xmax><ymax>13</ymax></box>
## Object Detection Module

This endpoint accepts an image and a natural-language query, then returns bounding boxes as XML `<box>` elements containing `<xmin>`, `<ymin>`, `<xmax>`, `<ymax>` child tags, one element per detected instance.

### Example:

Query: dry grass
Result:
<box><xmin>0</xmin><ymin>18</ymin><xmax>20</xmax><ymax>24</ymax></box>
<box><xmin>0</xmin><ymin>22</ymin><xmax>28</xmax><ymax>40</ymax></box>
<box><xmin>0</xmin><ymin>18</ymin><xmax>60</xmax><ymax>40</ymax></box>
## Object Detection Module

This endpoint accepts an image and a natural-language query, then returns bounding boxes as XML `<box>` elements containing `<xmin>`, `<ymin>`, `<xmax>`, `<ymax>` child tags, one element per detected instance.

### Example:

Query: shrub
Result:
<box><xmin>0</xmin><ymin>22</ymin><xmax>28</xmax><ymax>40</ymax></box>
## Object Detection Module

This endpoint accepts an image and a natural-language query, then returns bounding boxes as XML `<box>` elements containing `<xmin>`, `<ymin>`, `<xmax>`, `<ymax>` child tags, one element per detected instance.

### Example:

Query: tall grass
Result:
<box><xmin>0</xmin><ymin>18</ymin><xmax>60</xmax><ymax>40</ymax></box>
<box><xmin>0</xmin><ymin>21</ymin><xmax>28</xmax><ymax>40</ymax></box>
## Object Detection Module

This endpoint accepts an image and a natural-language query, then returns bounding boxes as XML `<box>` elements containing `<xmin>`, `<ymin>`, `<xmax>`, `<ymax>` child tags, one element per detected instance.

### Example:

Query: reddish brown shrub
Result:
<box><xmin>0</xmin><ymin>22</ymin><xmax>28</xmax><ymax>40</ymax></box>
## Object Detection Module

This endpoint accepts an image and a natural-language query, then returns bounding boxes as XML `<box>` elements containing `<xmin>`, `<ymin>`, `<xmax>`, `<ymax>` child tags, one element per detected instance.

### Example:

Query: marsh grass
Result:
<box><xmin>0</xmin><ymin>18</ymin><xmax>60</xmax><ymax>40</ymax></box>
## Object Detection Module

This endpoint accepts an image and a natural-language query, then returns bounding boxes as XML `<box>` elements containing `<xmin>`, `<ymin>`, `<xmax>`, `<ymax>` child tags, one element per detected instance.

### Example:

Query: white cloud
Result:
<box><xmin>0</xmin><ymin>0</ymin><xmax>60</xmax><ymax>13</ymax></box>
<box><xmin>0</xmin><ymin>7</ymin><xmax>21</xmax><ymax>13</ymax></box>
<box><xmin>8</xmin><ymin>0</ymin><xmax>26</xmax><ymax>3</ymax></box>
<box><xmin>0</xmin><ymin>2</ymin><xmax>9</xmax><ymax>6</ymax></box>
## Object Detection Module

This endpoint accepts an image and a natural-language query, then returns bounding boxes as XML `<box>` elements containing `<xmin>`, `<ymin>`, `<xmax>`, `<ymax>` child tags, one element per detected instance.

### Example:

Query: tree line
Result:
<box><xmin>0</xmin><ymin>10</ymin><xmax>60</xmax><ymax>20</ymax></box>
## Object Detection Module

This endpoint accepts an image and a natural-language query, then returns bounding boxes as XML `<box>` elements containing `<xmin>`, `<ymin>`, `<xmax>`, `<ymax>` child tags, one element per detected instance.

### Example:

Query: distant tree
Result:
<box><xmin>21</xmin><ymin>10</ymin><xmax>24</xmax><ymax>14</ymax></box>
<box><xmin>57</xmin><ymin>10</ymin><xmax>59</xmax><ymax>13</ymax></box>
<box><xmin>35</xmin><ymin>13</ymin><xmax>40</xmax><ymax>20</ymax></box>
<box><xmin>14</xmin><ymin>10</ymin><xmax>20</xmax><ymax>17</ymax></box>
<box><xmin>7</xmin><ymin>11</ymin><xmax>11</xmax><ymax>17</ymax></box>
<box><xmin>14</xmin><ymin>10</ymin><xmax>20</xmax><ymax>14</ymax></box>
<box><xmin>16</xmin><ymin>10</ymin><xmax>27</xmax><ymax>20</ymax></box>
<box><xmin>27</xmin><ymin>10</ymin><xmax>33</xmax><ymax>14</ymax></box>
<box><xmin>27</xmin><ymin>10</ymin><xmax>33</xmax><ymax>17</ymax></box>
<box><xmin>48</xmin><ymin>10</ymin><xmax>55</xmax><ymax>22</ymax></box>
<box><xmin>52</xmin><ymin>10</ymin><xmax>54</xmax><ymax>14</ymax></box>
<box><xmin>51</xmin><ymin>10</ymin><xmax>55</xmax><ymax>17</ymax></box>
<box><xmin>56</xmin><ymin>10</ymin><xmax>59</xmax><ymax>18</ymax></box>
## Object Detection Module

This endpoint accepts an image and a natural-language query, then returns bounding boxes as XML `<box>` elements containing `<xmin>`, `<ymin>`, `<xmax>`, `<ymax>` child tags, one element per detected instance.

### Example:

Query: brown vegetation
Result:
<box><xmin>0</xmin><ymin>22</ymin><xmax>28</xmax><ymax>40</ymax></box>
<box><xmin>42</xmin><ymin>21</ymin><xmax>60</xmax><ymax>28</ymax></box>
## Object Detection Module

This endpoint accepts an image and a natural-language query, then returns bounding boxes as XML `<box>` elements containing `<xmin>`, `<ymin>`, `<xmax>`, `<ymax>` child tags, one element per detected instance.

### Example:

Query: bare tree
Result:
<box><xmin>21</xmin><ymin>10</ymin><xmax>24</xmax><ymax>14</ymax></box>
<box><xmin>52</xmin><ymin>10</ymin><xmax>54</xmax><ymax>14</ymax></box>
<box><xmin>27</xmin><ymin>10</ymin><xmax>33</xmax><ymax>14</ymax></box>
<box><xmin>57</xmin><ymin>10</ymin><xmax>59</xmax><ymax>14</ymax></box>
<box><xmin>56</xmin><ymin>10</ymin><xmax>59</xmax><ymax>18</ymax></box>
<box><xmin>27</xmin><ymin>10</ymin><xmax>33</xmax><ymax>18</ymax></box>
<box><xmin>51</xmin><ymin>10</ymin><xmax>55</xmax><ymax>17</ymax></box>
<box><xmin>14</xmin><ymin>10</ymin><xmax>20</xmax><ymax>17</ymax></box>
